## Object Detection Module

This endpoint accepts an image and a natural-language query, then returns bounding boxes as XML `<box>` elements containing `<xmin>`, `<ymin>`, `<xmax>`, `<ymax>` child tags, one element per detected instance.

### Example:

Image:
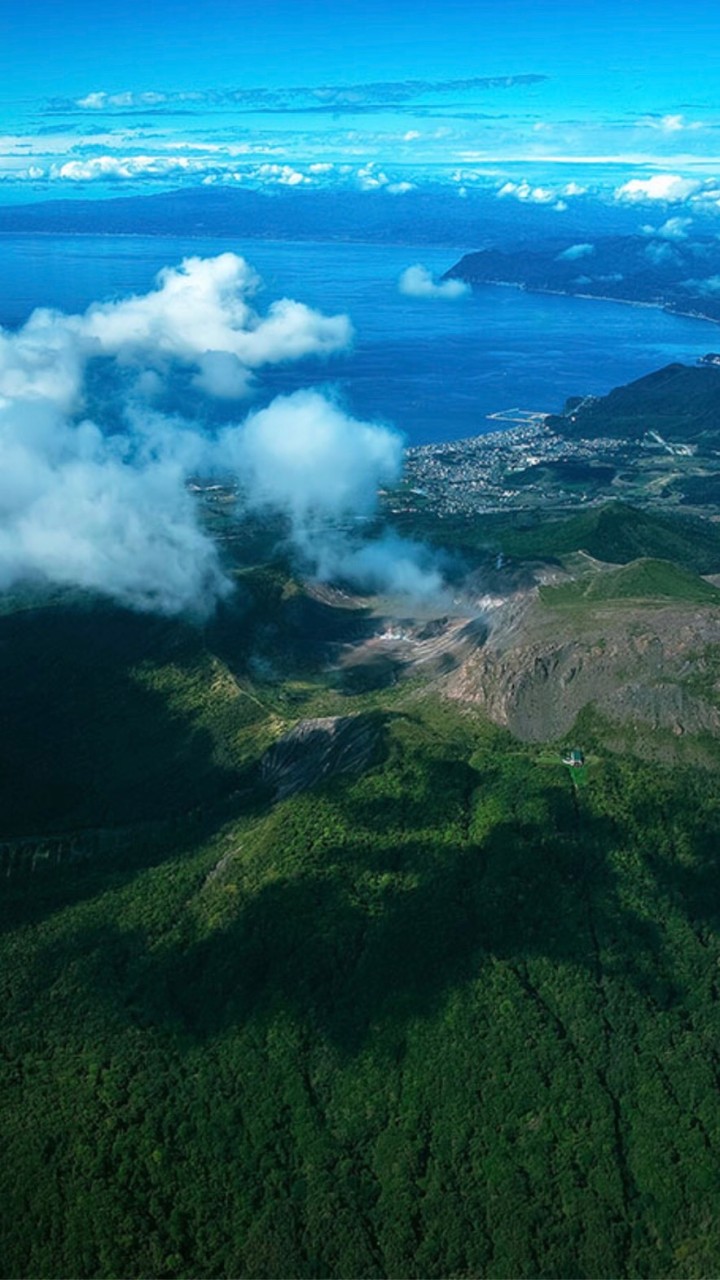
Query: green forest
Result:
<box><xmin>3</xmin><ymin>679</ymin><xmax>720</xmax><ymax>1277</ymax></box>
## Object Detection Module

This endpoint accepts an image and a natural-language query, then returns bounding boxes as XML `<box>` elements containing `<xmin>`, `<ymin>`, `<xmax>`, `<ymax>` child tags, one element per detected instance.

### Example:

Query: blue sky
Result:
<box><xmin>4</xmin><ymin>0</ymin><xmax>720</xmax><ymax>208</ymax></box>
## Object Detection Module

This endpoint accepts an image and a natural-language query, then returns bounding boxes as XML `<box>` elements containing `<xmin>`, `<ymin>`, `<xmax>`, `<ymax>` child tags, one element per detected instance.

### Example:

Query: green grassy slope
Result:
<box><xmin>501</xmin><ymin>503</ymin><xmax>720</xmax><ymax>569</ymax></box>
<box><xmin>2</xmin><ymin>700</ymin><xmax>720</xmax><ymax>1278</ymax></box>
<box><xmin>392</xmin><ymin>501</ymin><xmax>720</xmax><ymax>573</ymax></box>
<box><xmin>540</xmin><ymin>557</ymin><xmax>720</xmax><ymax>607</ymax></box>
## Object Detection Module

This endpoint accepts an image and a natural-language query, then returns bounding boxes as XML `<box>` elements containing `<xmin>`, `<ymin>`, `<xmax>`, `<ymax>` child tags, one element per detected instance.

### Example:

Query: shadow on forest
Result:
<box><xmin>208</xmin><ymin>578</ymin><xmax>377</xmax><ymax>680</ymax></box>
<box><xmin>17</xmin><ymin>737</ymin><xmax>706</xmax><ymax>1063</ymax></box>
<box><xmin>0</xmin><ymin>599</ymin><xmax>279</xmax><ymax>934</ymax></box>
<box><xmin>145</xmin><ymin>816</ymin><xmax>675</xmax><ymax>1055</ymax></box>
<box><xmin>0</xmin><ymin>603</ymin><xmax>245</xmax><ymax>834</ymax></box>
<box><xmin>0</xmin><ymin>581</ymin><xmax>377</xmax><ymax>846</ymax></box>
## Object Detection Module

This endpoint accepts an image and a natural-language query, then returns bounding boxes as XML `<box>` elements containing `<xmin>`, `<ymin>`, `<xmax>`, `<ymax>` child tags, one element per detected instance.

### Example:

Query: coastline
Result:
<box><xmin>473</xmin><ymin>278</ymin><xmax>720</xmax><ymax>329</ymax></box>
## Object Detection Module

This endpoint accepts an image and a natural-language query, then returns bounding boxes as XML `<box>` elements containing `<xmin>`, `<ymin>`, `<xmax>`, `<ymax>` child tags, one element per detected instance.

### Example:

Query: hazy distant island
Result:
<box><xmin>0</xmin><ymin>184</ymin><xmax>652</xmax><ymax>247</ymax></box>
<box><xmin>445</xmin><ymin>233</ymin><xmax>720</xmax><ymax>323</ymax></box>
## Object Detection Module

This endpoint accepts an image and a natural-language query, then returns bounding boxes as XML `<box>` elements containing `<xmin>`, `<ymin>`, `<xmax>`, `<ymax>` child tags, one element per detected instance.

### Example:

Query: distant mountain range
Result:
<box><xmin>0</xmin><ymin>185</ymin><xmax>645</xmax><ymax>246</ymax></box>
<box><xmin>445</xmin><ymin>234</ymin><xmax>720</xmax><ymax>321</ymax></box>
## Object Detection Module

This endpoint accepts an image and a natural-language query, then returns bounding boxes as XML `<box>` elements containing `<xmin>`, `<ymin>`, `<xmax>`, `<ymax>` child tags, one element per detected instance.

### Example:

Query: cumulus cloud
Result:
<box><xmin>494</xmin><ymin>179</ymin><xmax>577</xmax><ymax>212</ymax></box>
<box><xmin>356</xmin><ymin>163</ymin><xmax>391</xmax><ymax>191</ymax></box>
<box><xmin>192</xmin><ymin>352</ymin><xmax>255</xmax><ymax>400</ymax></box>
<box><xmin>215</xmin><ymin>392</ymin><xmax>446</xmax><ymax>598</ymax></box>
<box><xmin>253</xmin><ymin>162</ymin><xmax>309</xmax><ymax>186</ymax></box>
<box><xmin>48</xmin><ymin>155</ymin><xmax>209</xmax><ymax>182</ymax></box>
<box><xmin>556</xmin><ymin>243</ymin><xmax>595</xmax><ymax>261</ymax></box>
<box><xmin>497</xmin><ymin>180</ymin><xmax>556</xmax><ymax>204</ymax></box>
<box><xmin>38</xmin><ymin>154</ymin><xmax>315</xmax><ymax>187</ymax></box>
<box><xmin>614</xmin><ymin>174</ymin><xmax>702</xmax><ymax>203</ymax></box>
<box><xmin>398</xmin><ymin>265</ymin><xmax>470</xmax><ymax>300</ymax></box>
<box><xmin>0</xmin><ymin>253</ymin><xmax>351</xmax><ymax>411</ymax></box>
<box><xmin>0</xmin><ymin>256</ymin><xmax>438</xmax><ymax>615</ymax></box>
<box><xmin>641</xmin><ymin>216</ymin><xmax>694</xmax><ymax>240</ymax></box>
<box><xmin>0</xmin><ymin>398</ymin><xmax>227</xmax><ymax>615</ymax></box>
<box><xmin>221</xmin><ymin>391</ymin><xmax>402</xmax><ymax>523</ymax></box>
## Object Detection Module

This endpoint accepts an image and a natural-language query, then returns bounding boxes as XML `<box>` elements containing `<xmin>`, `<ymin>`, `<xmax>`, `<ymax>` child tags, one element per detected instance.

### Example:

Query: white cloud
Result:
<box><xmin>639</xmin><ymin>114</ymin><xmax>704</xmax><ymax>134</ymax></box>
<box><xmin>192</xmin><ymin>352</ymin><xmax>255</xmax><ymax>400</ymax></box>
<box><xmin>0</xmin><ymin>397</ymin><xmax>227</xmax><ymax>616</ymax></box>
<box><xmin>78</xmin><ymin>253</ymin><xmax>352</xmax><ymax>378</ymax></box>
<box><xmin>387</xmin><ymin>181</ymin><xmax>415</xmax><ymax>195</ymax></box>
<box><xmin>49</xmin><ymin>155</ymin><xmax>209</xmax><ymax>182</ymax></box>
<box><xmin>0</xmin><ymin>258</ymin><xmax>351</xmax><ymax>613</ymax></box>
<box><xmin>217</xmin><ymin>392</ymin><xmax>442</xmax><ymax>598</ymax></box>
<box><xmin>75</xmin><ymin>90</ymin><xmax>168</xmax><ymax>110</ymax></box>
<box><xmin>556</xmin><ymin>243</ymin><xmax>595</xmax><ymax>261</ymax></box>
<box><xmin>356</xmin><ymin>163</ymin><xmax>390</xmax><ymax>190</ymax></box>
<box><xmin>0</xmin><ymin>254</ymin><xmax>352</xmax><ymax>413</ymax></box>
<box><xmin>75</xmin><ymin>92</ymin><xmax>109</xmax><ymax>110</ymax></box>
<box><xmin>658</xmin><ymin>115</ymin><xmax>685</xmax><ymax>133</ymax></box>
<box><xmin>254</xmin><ymin>162</ymin><xmax>309</xmax><ymax>186</ymax></box>
<box><xmin>398</xmin><ymin>265</ymin><xmax>470</xmax><ymax>300</ymax></box>
<box><xmin>0</xmin><ymin>256</ymin><xmax>440</xmax><ymax>614</ymax></box>
<box><xmin>313</xmin><ymin>532</ymin><xmax>444</xmax><ymax>599</ymax></box>
<box><xmin>642</xmin><ymin>216</ymin><xmax>694</xmax><ymax>240</ymax></box>
<box><xmin>497</xmin><ymin>180</ymin><xmax>557</xmax><ymax>204</ymax></box>
<box><xmin>614</xmin><ymin>174</ymin><xmax>702</xmax><ymax>203</ymax></box>
<box><xmin>222</xmin><ymin>391</ymin><xmax>402</xmax><ymax>523</ymax></box>
<box><xmin>20</xmin><ymin>154</ymin><xmax>320</xmax><ymax>188</ymax></box>
<box><xmin>0</xmin><ymin>327</ymin><xmax>74</xmax><ymax>411</ymax></box>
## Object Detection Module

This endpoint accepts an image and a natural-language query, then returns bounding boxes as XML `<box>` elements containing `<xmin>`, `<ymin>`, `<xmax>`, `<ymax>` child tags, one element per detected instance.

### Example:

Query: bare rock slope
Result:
<box><xmin>444</xmin><ymin>596</ymin><xmax>720</xmax><ymax>742</ymax></box>
<box><xmin>261</xmin><ymin>715</ymin><xmax>380</xmax><ymax>801</ymax></box>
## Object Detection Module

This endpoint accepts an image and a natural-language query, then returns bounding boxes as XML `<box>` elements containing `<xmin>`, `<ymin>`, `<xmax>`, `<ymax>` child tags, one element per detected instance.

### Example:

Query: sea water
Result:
<box><xmin>1</xmin><ymin>233</ymin><xmax>716</xmax><ymax>446</ymax></box>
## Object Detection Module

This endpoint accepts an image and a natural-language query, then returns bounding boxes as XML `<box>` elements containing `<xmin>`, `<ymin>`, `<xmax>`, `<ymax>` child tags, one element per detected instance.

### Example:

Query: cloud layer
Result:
<box><xmin>52</xmin><ymin>75</ymin><xmax>550</xmax><ymax>117</ymax></box>
<box><xmin>0</xmin><ymin>255</ymin><xmax>430</xmax><ymax>615</ymax></box>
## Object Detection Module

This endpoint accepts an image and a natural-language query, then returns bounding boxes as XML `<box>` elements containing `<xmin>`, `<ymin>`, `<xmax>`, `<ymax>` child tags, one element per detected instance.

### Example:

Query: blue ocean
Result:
<box><xmin>1</xmin><ymin>234</ymin><xmax>717</xmax><ymax>446</ymax></box>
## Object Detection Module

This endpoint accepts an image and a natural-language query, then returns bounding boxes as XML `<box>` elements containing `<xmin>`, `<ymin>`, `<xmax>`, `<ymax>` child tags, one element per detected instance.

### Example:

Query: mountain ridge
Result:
<box><xmin>445</xmin><ymin>233</ymin><xmax>720</xmax><ymax>322</ymax></box>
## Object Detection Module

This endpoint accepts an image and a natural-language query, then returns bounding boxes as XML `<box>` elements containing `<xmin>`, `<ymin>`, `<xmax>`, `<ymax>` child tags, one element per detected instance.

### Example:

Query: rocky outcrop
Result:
<box><xmin>260</xmin><ymin>715</ymin><xmax>380</xmax><ymax>801</ymax></box>
<box><xmin>445</xmin><ymin>602</ymin><xmax>720</xmax><ymax>741</ymax></box>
